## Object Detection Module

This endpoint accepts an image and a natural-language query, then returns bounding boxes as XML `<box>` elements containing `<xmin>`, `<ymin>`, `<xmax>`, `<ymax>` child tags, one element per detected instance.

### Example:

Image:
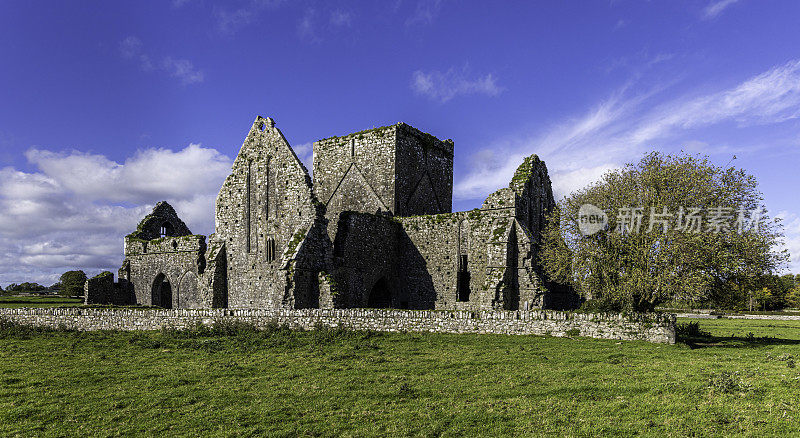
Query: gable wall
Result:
<box><xmin>213</xmin><ymin>117</ymin><xmax>320</xmax><ymax>309</ymax></box>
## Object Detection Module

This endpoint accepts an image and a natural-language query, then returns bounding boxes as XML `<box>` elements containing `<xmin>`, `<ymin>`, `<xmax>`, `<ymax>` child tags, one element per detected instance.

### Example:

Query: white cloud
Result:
<box><xmin>411</xmin><ymin>68</ymin><xmax>503</xmax><ymax>103</ymax></box>
<box><xmin>703</xmin><ymin>0</ymin><xmax>741</xmax><ymax>19</ymax></box>
<box><xmin>454</xmin><ymin>59</ymin><xmax>800</xmax><ymax>205</ymax></box>
<box><xmin>292</xmin><ymin>142</ymin><xmax>313</xmax><ymax>171</ymax></box>
<box><xmin>119</xmin><ymin>37</ymin><xmax>204</xmax><ymax>85</ymax></box>
<box><xmin>775</xmin><ymin>212</ymin><xmax>800</xmax><ymax>273</ymax></box>
<box><xmin>0</xmin><ymin>145</ymin><xmax>232</xmax><ymax>286</ymax></box>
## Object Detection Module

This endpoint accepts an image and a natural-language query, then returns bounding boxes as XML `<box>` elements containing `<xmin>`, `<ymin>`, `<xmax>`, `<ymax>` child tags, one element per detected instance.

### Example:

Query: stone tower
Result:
<box><xmin>312</xmin><ymin>123</ymin><xmax>454</xmax><ymax>219</ymax></box>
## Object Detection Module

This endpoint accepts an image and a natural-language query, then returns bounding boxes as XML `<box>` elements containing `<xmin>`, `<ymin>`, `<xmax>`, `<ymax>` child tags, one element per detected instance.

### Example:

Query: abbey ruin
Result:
<box><xmin>85</xmin><ymin>116</ymin><xmax>577</xmax><ymax>311</ymax></box>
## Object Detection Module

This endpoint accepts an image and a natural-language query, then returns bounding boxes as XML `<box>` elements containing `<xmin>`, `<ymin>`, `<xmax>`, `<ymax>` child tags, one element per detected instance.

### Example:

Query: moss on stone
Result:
<box><xmin>285</xmin><ymin>228</ymin><xmax>308</xmax><ymax>255</ymax></box>
<box><xmin>509</xmin><ymin>154</ymin><xmax>542</xmax><ymax>193</ymax></box>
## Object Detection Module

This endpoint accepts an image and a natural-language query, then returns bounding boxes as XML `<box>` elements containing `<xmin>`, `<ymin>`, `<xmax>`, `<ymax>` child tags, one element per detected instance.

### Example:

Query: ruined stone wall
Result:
<box><xmin>213</xmin><ymin>116</ymin><xmax>322</xmax><ymax>309</ymax></box>
<box><xmin>329</xmin><ymin>212</ymin><xmax>403</xmax><ymax>308</ymax></box>
<box><xmin>312</xmin><ymin>123</ymin><xmax>454</xmax><ymax>221</ymax></box>
<box><xmin>83</xmin><ymin>272</ymin><xmax>121</xmax><ymax>305</ymax></box>
<box><xmin>396</xmin><ymin>205</ymin><xmax>522</xmax><ymax>311</ymax></box>
<box><xmin>394</xmin><ymin>123</ymin><xmax>453</xmax><ymax>216</ymax></box>
<box><xmin>313</xmin><ymin>125</ymin><xmax>397</xmax><ymax>220</ymax></box>
<box><xmin>508</xmin><ymin>155</ymin><xmax>555</xmax><ymax>246</ymax></box>
<box><xmin>126</xmin><ymin>201</ymin><xmax>192</xmax><ymax>241</ymax></box>
<box><xmin>123</xmin><ymin>235</ymin><xmax>207</xmax><ymax>308</ymax></box>
<box><xmin>0</xmin><ymin>308</ymin><xmax>677</xmax><ymax>344</ymax></box>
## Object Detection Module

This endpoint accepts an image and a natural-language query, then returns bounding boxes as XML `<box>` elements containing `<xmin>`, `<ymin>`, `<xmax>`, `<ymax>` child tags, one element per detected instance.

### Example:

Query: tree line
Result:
<box><xmin>2</xmin><ymin>270</ymin><xmax>87</xmax><ymax>297</ymax></box>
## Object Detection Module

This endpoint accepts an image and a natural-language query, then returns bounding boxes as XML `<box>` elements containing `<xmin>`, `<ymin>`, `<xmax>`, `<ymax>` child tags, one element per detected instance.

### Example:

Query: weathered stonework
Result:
<box><xmin>87</xmin><ymin>115</ymin><xmax>578</xmax><ymax>314</ymax></box>
<box><xmin>0</xmin><ymin>308</ymin><xmax>677</xmax><ymax>344</ymax></box>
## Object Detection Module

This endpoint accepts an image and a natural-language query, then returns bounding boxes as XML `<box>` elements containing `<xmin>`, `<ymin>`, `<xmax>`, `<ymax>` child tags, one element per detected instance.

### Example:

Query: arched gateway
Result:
<box><xmin>151</xmin><ymin>273</ymin><xmax>172</xmax><ymax>309</ymax></box>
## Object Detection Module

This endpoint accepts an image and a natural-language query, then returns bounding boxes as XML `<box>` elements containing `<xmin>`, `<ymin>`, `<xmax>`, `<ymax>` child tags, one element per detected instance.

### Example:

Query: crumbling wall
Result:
<box><xmin>396</xmin><ymin>206</ymin><xmax>520</xmax><ymax>310</ymax></box>
<box><xmin>313</xmin><ymin>125</ymin><xmax>397</xmax><ymax>222</ymax></box>
<box><xmin>202</xmin><ymin>238</ymin><xmax>228</xmax><ymax>308</ymax></box>
<box><xmin>126</xmin><ymin>201</ymin><xmax>192</xmax><ymax>241</ymax></box>
<box><xmin>84</xmin><ymin>271</ymin><xmax>114</xmax><ymax>305</ymax></box>
<box><xmin>329</xmin><ymin>212</ymin><xmax>402</xmax><ymax>308</ymax></box>
<box><xmin>313</xmin><ymin>123</ymin><xmax>454</xmax><ymax>225</ymax></box>
<box><xmin>213</xmin><ymin>116</ymin><xmax>323</xmax><ymax>309</ymax></box>
<box><xmin>509</xmin><ymin>154</ymin><xmax>555</xmax><ymax>245</ymax></box>
<box><xmin>394</xmin><ymin>123</ymin><xmax>454</xmax><ymax>216</ymax></box>
<box><xmin>123</xmin><ymin>234</ymin><xmax>207</xmax><ymax>308</ymax></box>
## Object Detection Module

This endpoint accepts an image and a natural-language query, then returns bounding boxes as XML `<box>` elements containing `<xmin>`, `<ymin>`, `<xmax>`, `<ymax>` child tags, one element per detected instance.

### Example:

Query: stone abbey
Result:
<box><xmin>85</xmin><ymin>116</ymin><xmax>577</xmax><ymax>311</ymax></box>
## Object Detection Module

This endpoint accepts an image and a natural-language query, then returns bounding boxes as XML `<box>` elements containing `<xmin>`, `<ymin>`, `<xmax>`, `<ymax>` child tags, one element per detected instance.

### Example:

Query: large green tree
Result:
<box><xmin>59</xmin><ymin>270</ymin><xmax>87</xmax><ymax>297</ymax></box>
<box><xmin>539</xmin><ymin>152</ymin><xmax>787</xmax><ymax>312</ymax></box>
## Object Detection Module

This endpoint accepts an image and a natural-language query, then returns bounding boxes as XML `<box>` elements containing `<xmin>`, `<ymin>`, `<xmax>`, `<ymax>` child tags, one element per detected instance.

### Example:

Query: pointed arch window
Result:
<box><xmin>266</xmin><ymin>237</ymin><xmax>277</xmax><ymax>262</ymax></box>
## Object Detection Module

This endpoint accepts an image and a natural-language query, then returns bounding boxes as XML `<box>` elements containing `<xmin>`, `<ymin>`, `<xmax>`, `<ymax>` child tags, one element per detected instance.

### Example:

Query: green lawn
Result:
<box><xmin>1</xmin><ymin>318</ymin><xmax>800</xmax><ymax>436</ymax></box>
<box><xmin>0</xmin><ymin>295</ymin><xmax>83</xmax><ymax>308</ymax></box>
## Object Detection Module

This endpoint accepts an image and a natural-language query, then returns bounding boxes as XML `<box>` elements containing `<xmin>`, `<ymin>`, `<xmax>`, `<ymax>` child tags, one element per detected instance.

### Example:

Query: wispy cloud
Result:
<box><xmin>703</xmin><ymin>0</ymin><xmax>741</xmax><ymax>19</ymax></box>
<box><xmin>454</xmin><ymin>59</ymin><xmax>800</xmax><ymax>205</ymax></box>
<box><xmin>411</xmin><ymin>67</ymin><xmax>503</xmax><ymax>103</ymax></box>
<box><xmin>297</xmin><ymin>9</ymin><xmax>319</xmax><ymax>42</ymax></box>
<box><xmin>119</xmin><ymin>37</ymin><xmax>204</xmax><ymax>85</ymax></box>
<box><xmin>330</xmin><ymin>9</ymin><xmax>353</xmax><ymax>27</ymax></box>
<box><xmin>406</xmin><ymin>0</ymin><xmax>445</xmax><ymax>26</ymax></box>
<box><xmin>777</xmin><ymin>212</ymin><xmax>800</xmax><ymax>273</ymax></box>
<box><xmin>216</xmin><ymin>0</ymin><xmax>288</xmax><ymax>34</ymax></box>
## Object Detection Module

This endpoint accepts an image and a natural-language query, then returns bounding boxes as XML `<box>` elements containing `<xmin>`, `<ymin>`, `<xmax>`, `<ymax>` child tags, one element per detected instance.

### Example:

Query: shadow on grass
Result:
<box><xmin>676</xmin><ymin>321</ymin><xmax>800</xmax><ymax>349</ymax></box>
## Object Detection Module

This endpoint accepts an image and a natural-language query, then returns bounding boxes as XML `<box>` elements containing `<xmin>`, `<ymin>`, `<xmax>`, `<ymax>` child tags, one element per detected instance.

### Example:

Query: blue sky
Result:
<box><xmin>1</xmin><ymin>0</ymin><xmax>800</xmax><ymax>285</ymax></box>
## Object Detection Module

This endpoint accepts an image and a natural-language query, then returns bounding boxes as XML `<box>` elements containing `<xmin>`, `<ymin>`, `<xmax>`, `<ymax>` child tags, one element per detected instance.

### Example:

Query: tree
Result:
<box><xmin>787</xmin><ymin>286</ymin><xmax>800</xmax><ymax>309</ymax></box>
<box><xmin>59</xmin><ymin>270</ymin><xmax>87</xmax><ymax>297</ymax></box>
<box><xmin>539</xmin><ymin>152</ymin><xmax>787</xmax><ymax>312</ymax></box>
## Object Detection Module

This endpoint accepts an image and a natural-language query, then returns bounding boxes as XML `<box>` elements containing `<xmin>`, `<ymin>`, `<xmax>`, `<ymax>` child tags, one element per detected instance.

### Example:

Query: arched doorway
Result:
<box><xmin>151</xmin><ymin>273</ymin><xmax>172</xmax><ymax>309</ymax></box>
<box><xmin>367</xmin><ymin>277</ymin><xmax>392</xmax><ymax>308</ymax></box>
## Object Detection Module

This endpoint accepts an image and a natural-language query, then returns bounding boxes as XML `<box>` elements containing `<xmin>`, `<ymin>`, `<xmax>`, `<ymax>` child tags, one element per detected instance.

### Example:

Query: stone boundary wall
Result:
<box><xmin>0</xmin><ymin>308</ymin><xmax>676</xmax><ymax>344</ymax></box>
<box><xmin>676</xmin><ymin>312</ymin><xmax>800</xmax><ymax>321</ymax></box>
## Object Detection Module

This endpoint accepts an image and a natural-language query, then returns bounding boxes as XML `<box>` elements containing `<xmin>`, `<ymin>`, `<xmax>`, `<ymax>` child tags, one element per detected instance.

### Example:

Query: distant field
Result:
<box><xmin>1</xmin><ymin>317</ymin><xmax>800</xmax><ymax>436</ymax></box>
<box><xmin>0</xmin><ymin>296</ymin><xmax>83</xmax><ymax>308</ymax></box>
<box><xmin>682</xmin><ymin>317</ymin><xmax>800</xmax><ymax>340</ymax></box>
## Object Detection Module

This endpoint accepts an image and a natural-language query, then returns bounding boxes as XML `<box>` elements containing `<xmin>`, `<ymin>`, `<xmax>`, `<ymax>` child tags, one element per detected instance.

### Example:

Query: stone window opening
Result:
<box><xmin>457</xmin><ymin>254</ymin><xmax>471</xmax><ymax>302</ymax></box>
<box><xmin>266</xmin><ymin>237</ymin><xmax>277</xmax><ymax>262</ymax></box>
<box><xmin>159</xmin><ymin>222</ymin><xmax>173</xmax><ymax>238</ymax></box>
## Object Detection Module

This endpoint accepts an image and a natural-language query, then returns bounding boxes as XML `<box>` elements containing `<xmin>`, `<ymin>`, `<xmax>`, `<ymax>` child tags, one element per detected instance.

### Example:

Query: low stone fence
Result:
<box><xmin>676</xmin><ymin>312</ymin><xmax>800</xmax><ymax>321</ymax></box>
<box><xmin>0</xmin><ymin>308</ymin><xmax>676</xmax><ymax>344</ymax></box>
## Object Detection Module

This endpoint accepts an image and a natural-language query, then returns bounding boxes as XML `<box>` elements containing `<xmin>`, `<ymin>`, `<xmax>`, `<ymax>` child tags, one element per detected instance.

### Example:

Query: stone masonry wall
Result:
<box><xmin>123</xmin><ymin>235</ymin><xmax>207</xmax><ymax>308</ymax></box>
<box><xmin>397</xmin><ymin>206</ymin><xmax>525</xmax><ymax>311</ymax></box>
<box><xmin>0</xmin><ymin>308</ymin><xmax>676</xmax><ymax>344</ymax></box>
<box><xmin>213</xmin><ymin>116</ymin><xmax>321</xmax><ymax>309</ymax></box>
<box><xmin>312</xmin><ymin>123</ymin><xmax>454</xmax><ymax>223</ymax></box>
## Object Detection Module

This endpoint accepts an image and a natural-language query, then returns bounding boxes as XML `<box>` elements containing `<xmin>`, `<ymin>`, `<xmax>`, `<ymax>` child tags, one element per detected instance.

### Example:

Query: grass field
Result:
<box><xmin>1</xmin><ymin>318</ymin><xmax>800</xmax><ymax>436</ymax></box>
<box><xmin>0</xmin><ymin>296</ymin><xmax>83</xmax><ymax>308</ymax></box>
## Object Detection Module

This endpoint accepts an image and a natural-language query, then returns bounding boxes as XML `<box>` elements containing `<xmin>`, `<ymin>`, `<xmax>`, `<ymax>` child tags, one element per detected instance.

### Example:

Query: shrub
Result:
<box><xmin>707</xmin><ymin>371</ymin><xmax>750</xmax><ymax>394</ymax></box>
<box><xmin>565</xmin><ymin>328</ymin><xmax>580</xmax><ymax>337</ymax></box>
<box><xmin>676</xmin><ymin>321</ymin><xmax>711</xmax><ymax>338</ymax></box>
<box><xmin>578</xmin><ymin>299</ymin><xmax>623</xmax><ymax>313</ymax></box>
